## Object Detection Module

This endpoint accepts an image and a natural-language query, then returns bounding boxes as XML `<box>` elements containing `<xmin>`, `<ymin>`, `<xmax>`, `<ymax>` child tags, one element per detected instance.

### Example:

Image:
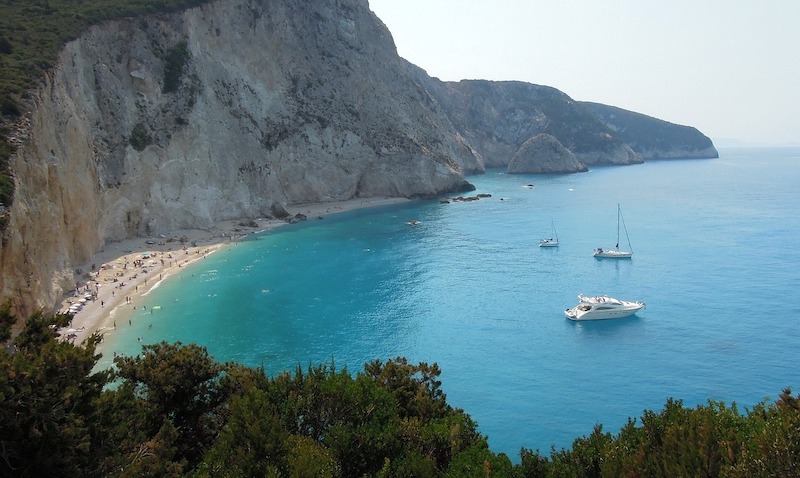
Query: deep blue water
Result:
<box><xmin>98</xmin><ymin>147</ymin><xmax>800</xmax><ymax>457</ymax></box>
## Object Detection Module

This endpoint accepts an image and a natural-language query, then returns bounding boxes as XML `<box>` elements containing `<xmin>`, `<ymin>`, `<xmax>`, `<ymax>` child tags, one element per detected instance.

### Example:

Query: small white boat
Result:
<box><xmin>593</xmin><ymin>247</ymin><xmax>631</xmax><ymax>259</ymax></box>
<box><xmin>565</xmin><ymin>294</ymin><xmax>645</xmax><ymax>321</ymax></box>
<box><xmin>594</xmin><ymin>204</ymin><xmax>633</xmax><ymax>259</ymax></box>
<box><xmin>539</xmin><ymin>238</ymin><xmax>558</xmax><ymax>247</ymax></box>
<box><xmin>539</xmin><ymin>219</ymin><xmax>559</xmax><ymax>247</ymax></box>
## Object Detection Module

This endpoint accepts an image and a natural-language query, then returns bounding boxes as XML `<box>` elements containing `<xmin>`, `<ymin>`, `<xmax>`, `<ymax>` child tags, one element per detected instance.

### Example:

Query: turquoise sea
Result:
<box><xmin>98</xmin><ymin>147</ymin><xmax>800</xmax><ymax>457</ymax></box>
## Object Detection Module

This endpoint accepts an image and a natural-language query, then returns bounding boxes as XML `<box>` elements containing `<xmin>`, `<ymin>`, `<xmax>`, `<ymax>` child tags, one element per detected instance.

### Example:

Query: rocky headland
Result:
<box><xmin>580</xmin><ymin>102</ymin><xmax>719</xmax><ymax>159</ymax></box>
<box><xmin>507</xmin><ymin>134</ymin><xmax>588</xmax><ymax>174</ymax></box>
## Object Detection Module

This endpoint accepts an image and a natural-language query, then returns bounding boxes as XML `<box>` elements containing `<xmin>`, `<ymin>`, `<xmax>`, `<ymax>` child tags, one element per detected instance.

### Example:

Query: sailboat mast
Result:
<box><xmin>620</xmin><ymin>206</ymin><xmax>632</xmax><ymax>253</ymax></box>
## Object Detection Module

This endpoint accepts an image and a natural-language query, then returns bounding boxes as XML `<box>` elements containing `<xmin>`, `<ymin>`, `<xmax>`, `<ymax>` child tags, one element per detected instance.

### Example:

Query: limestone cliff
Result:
<box><xmin>411</xmin><ymin>76</ymin><xmax>642</xmax><ymax>168</ymax></box>
<box><xmin>0</xmin><ymin>0</ymin><xmax>718</xmax><ymax>317</ymax></box>
<box><xmin>580</xmin><ymin>102</ymin><xmax>719</xmax><ymax>159</ymax></box>
<box><xmin>1</xmin><ymin>0</ymin><xmax>481</xmax><ymax>316</ymax></box>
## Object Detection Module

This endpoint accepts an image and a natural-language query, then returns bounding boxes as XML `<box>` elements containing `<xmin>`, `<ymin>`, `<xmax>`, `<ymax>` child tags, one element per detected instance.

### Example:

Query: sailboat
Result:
<box><xmin>593</xmin><ymin>204</ymin><xmax>633</xmax><ymax>259</ymax></box>
<box><xmin>539</xmin><ymin>219</ymin><xmax>559</xmax><ymax>247</ymax></box>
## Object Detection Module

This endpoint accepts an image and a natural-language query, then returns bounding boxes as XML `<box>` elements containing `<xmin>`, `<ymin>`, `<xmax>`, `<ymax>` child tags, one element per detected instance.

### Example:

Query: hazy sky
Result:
<box><xmin>368</xmin><ymin>0</ymin><xmax>799</xmax><ymax>146</ymax></box>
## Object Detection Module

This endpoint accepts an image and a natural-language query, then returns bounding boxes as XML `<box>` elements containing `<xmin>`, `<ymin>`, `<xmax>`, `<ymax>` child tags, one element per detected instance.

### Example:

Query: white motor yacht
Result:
<box><xmin>565</xmin><ymin>294</ymin><xmax>645</xmax><ymax>321</ymax></box>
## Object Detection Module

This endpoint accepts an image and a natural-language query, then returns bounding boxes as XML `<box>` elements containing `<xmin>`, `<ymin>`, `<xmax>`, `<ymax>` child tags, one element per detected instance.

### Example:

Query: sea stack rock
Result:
<box><xmin>507</xmin><ymin>133</ymin><xmax>588</xmax><ymax>174</ymax></box>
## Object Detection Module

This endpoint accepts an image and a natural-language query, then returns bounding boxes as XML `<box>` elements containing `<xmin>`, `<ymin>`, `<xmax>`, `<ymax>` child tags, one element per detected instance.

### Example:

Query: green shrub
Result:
<box><xmin>0</xmin><ymin>36</ymin><xmax>12</xmax><ymax>54</ymax></box>
<box><xmin>162</xmin><ymin>41</ymin><xmax>189</xmax><ymax>93</ymax></box>
<box><xmin>1</xmin><ymin>306</ymin><xmax>800</xmax><ymax>477</ymax></box>
<box><xmin>129</xmin><ymin>122</ymin><xmax>151</xmax><ymax>151</ymax></box>
<box><xmin>1</xmin><ymin>95</ymin><xmax>21</xmax><ymax>116</ymax></box>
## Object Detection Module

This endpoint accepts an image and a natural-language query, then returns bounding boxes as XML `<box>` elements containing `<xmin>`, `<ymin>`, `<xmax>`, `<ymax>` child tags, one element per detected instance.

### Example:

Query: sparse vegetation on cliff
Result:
<box><xmin>581</xmin><ymin>101</ymin><xmax>718</xmax><ymax>158</ymax></box>
<box><xmin>162</xmin><ymin>41</ymin><xmax>190</xmax><ymax>93</ymax></box>
<box><xmin>0</xmin><ymin>135</ymin><xmax>14</xmax><ymax>210</ymax></box>
<box><xmin>128</xmin><ymin>122</ymin><xmax>152</xmax><ymax>151</ymax></box>
<box><xmin>0</xmin><ymin>0</ymin><xmax>210</xmax><ymax>215</ymax></box>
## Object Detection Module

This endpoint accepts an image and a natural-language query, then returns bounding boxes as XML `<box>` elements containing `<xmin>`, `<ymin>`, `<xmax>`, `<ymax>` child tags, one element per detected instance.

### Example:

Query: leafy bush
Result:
<box><xmin>162</xmin><ymin>41</ymin><xmax>189</xmax><ymax>93</ymax></box>
<box><xmin>0</xmin><ymin>135</ymin><xmax>15</xmax><ymax>210</ymax></box>
<box><xmin>0</xmin><ymin>96</ymin><xmax>21</xmax><ymax>116</ymax></box>
<box><xmin>129</xmin><ymin>122</ymin><xmax>151</xmax><ymax>151</ymax></box>
<box><xmin>2</xmin><ymin>308</ymin><xmax>800</xmax><ymax>477</ymax></box>
<box><xmin>0</xmin><ymin>36</ymin><xmax>12</xmax><ymax>54</ymax></box>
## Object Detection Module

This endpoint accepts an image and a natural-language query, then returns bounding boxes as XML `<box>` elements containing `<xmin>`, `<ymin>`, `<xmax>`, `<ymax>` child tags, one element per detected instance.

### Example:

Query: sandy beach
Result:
<box><xmin>58</xmin><ymin>197</ymin><xmax>409</xmax><ymax>346</ymax></box>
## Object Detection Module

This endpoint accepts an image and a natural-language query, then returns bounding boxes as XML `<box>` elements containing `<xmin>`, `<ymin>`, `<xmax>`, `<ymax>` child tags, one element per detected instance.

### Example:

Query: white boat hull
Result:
<box><xmin>565</xmin><ymin>295</ymin><xmax>645</xmax><ymax>321</ymax></box>
<box><xmin>593</xmin><ymin>249</ymin><xmax>632</xmax><ymax>259</ymax></box>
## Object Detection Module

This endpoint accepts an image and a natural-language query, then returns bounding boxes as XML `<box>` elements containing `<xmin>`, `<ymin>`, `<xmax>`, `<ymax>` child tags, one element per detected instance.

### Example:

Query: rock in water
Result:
<box><xmin>507</xmin><ymin>134</ymin><xmax>588</xmax><ymax>174</ymax></box>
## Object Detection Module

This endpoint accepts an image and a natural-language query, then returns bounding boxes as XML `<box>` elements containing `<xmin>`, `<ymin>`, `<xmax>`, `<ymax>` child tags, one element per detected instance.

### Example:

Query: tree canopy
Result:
<box><xmin>1</xmin><ymin>307</ymin><xmax>798</xmax><ymax>477</ymax></box>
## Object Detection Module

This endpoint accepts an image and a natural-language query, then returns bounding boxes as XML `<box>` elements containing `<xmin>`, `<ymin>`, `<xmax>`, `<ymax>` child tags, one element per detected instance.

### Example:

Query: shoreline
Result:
<box><xmin>58</xmin><ymin>197</ymin><xmax>409</xmax><ymax>348</ymax></box>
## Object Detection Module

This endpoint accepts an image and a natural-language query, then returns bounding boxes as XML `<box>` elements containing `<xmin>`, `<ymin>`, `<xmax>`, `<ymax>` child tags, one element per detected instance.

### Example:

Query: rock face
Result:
<box><xmin>412</xmin><ymin>77</ymin><xmax>642</xmax><ymax>168</ymax></box>
<box><xmin>0</xmin><ymin>0</ymin><xmax>718</xmax><ymax>316</ymax></box>
<box><xmin>581</xmin><ymin>102</ymin><xmax>719</xmax><ymax>159</ymax></box>
<box><xmin>507</xmin><ymin>134</ymin><xmax>587</xmax><ymax>174</ymax></box>
<box><xmin>0</xmin><ymin>0</ymin><xmax>479</xmax><ymax>315</ymax></box>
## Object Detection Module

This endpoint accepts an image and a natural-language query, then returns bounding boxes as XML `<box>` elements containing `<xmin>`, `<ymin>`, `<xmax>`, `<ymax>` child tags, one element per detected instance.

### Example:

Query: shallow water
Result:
<box><xmin>98</xmin><ymin>147</ymin><xmax>800</xmax><ymax>456</ymax></box>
